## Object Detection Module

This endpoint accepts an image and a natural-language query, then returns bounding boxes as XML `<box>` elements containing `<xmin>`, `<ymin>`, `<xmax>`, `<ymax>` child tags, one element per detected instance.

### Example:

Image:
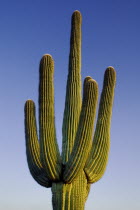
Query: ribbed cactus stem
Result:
<box><xmin>39</xmin><ymin>54</ymin><xmax>61</xmax><ymax>181</ymax></box>
<box><xmin>84</xmin><ymin>67</ymin><xmax>116</xmax><ymax>183</ymax></box>
<box><xmin>62</xmin><ymin>11</ymin><xmax>82</xmax><ymax>163</ymax></box>
<box><xmin>52</xmin><ymin>182</ymin><xmax>72</xmax><ymax>210</ymax></box>
<box><xmin>63</xmin><ymin>78</ymin><xmax>98</xmax><ymax>183</ymax></box>
<box><xmin>24</xmin><ymin>100</ymin><xmax>51</xmax><ymax>187</ymax></box>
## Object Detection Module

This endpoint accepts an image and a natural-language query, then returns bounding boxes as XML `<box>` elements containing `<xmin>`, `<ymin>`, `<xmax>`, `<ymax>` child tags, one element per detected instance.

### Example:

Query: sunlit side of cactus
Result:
<box><xmin>24</xmin><ymin>10</ymin><xmax>116</xmax><ymax>210</ymax></box>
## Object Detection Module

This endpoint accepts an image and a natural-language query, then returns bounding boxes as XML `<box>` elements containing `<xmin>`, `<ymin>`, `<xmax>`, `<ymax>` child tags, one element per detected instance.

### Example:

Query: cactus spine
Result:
<box><xmin>24</xmin><ymin>10</ymin><xmax>116</xmax><ymax>209</ymax></box>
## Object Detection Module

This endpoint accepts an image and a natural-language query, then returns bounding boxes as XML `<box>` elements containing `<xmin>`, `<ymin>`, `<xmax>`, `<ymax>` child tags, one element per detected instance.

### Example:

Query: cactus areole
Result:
<box><xmin>24</xmin><ymin>11</ymin><xmax>116</xmax><ymax>210</ymax></box>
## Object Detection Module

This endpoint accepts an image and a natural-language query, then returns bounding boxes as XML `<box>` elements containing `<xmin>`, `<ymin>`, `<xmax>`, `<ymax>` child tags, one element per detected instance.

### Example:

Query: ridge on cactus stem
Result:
<box><xmin>24</xmin><ymin>10</ymin><xmax>116</xmax><ymax>210</ymax></box>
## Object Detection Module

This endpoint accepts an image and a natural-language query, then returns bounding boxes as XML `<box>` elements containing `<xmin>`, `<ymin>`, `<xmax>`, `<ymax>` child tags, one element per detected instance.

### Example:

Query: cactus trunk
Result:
<box><xmin>52</xmin><ymin>172</ymin><xmax>89</xmax><ymax>210</ymax></box>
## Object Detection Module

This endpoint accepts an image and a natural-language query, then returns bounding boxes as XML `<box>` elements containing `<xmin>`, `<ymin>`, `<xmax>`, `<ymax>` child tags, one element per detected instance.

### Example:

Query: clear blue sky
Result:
<box><xmin>0</xmin><ymin>0</ymin><xmax>140</xmax><ymax>209</ymax></box>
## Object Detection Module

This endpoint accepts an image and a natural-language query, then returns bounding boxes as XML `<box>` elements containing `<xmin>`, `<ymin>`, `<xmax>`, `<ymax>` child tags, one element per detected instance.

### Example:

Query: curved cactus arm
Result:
<box><xmin>24</xmin><ymin>100</ymin><xmax>51</xmax><ymax>188</ymax></box>
<box><xmin>63</xmin><ymin>77</ymin><xmax>98</xmax><ymax>183</ymax></box>
<box><xmin>84</xmin><ymin>67</ymin><xmax>116</xmax><ymax>183</ymax></box>
<box><xmin>62</xmin><ymin>10</ymin><xmax>82</xmax><ymax>163</ymax></box>
<box><xmin>39</xmin><ymin>54</ymin><xmax>62</xmax><ymax>181</ymax></box>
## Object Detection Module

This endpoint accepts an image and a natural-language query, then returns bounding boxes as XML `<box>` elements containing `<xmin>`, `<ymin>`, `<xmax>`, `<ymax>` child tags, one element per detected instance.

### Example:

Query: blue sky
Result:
<box><xmin>0</xmin><ymin>0</ymin><xmax>140</xmax><ymax>209</ymax></box>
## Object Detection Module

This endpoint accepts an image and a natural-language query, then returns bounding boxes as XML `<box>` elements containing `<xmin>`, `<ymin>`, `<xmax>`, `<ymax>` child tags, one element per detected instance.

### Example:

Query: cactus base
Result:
<box><xmin>52</xmin><ymin>172</ymin><xmax>90</xmax><ymax>210</ymax></box>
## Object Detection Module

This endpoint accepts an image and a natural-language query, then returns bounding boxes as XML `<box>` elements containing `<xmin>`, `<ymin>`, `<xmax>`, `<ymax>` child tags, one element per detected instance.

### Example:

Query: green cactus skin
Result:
<box><xmin>24</xmin><ymin>10</ymin><xmax>116</xmax><ymax>209</ymax></box>
<box><xmin>62</xmin><ymin>11</ymin><xmax>82</xmax><ymax>164</ymax></box>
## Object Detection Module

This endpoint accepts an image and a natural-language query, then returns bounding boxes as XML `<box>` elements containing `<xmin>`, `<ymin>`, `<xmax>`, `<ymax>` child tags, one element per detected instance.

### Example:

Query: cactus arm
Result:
<box><xmin>62</xmin><ymin>10</ymin><xmax>82</xmax><ymax>163</ymax></box>
<box><xmin>39</xmin><ymin>54</ymin><xmax>61</xmax><ymax>181</ymax></box>
<box><xmin>63</xmin><ymin>77</ymin><xmax>98</xmax><ymax>183</ymax></box>
<box><xmin>84</xmin><ymin>67</ymin><xmax>116</xmax><ymax>183</ymax></box>
<box><xmin>24</xmin><ymin>100</ymin><xmax>51</xmax><ymax>188</ymax></box>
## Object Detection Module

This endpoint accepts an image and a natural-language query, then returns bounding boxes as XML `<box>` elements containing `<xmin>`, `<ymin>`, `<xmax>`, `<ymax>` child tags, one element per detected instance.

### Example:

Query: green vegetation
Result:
<box><xmin>24</xmin><ymin>10</ymin><xmax>116</xmax><ymax>209</ymax></box>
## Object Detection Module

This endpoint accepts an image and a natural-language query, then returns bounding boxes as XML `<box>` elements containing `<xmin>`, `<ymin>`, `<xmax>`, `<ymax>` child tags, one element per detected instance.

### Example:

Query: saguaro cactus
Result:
<box><xmin>24</xmin><ymin>10</ymin><xmax>116</xmax><ymax>209</ymax></box>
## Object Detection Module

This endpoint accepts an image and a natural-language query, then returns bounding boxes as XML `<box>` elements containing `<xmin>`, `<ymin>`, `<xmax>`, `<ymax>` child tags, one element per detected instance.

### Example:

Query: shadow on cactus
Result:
<box><xmin>24</xmin><ymin>10</ymin><xmax>116</xmax><ymax>210</ymax></box>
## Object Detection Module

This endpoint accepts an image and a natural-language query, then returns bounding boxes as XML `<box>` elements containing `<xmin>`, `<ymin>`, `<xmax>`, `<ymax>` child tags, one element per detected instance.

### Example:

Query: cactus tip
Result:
<box><xmin>73</xmin><ymin>10</ymin><xmax>81</xmax><ymax>14</ymax></box>
<box><xmin>84</xmin><ymin>77</ymin><xmax>97</xmax><ymax>85</ymax></box>
<box><xmin>88</xmin><ymin>78</ymin><xmax>98</xmax><ymax>86</ymax></box>
<box><xmin>43</xmin><ymin>54</ymin><xmax>52</xmax><ymax>58</ymax></box>
<box><xmin>42</xmin><ymin>54</ymin><xmax>53</xmax><ymax>60</ymax></box>
<box><xmin>72</xmin><ymin>10</ymin><xmax>82</xmax><ymax>22</ymax></box>
<box><xmin>106</xmin><ymin>66</ymin><xmax>115</xmax><ymax>72</ymax></box>
<box><xmin>25</xmin><ymin>99</ymin><xmax>34</xmax><ymax>105</ymax></box>
<box><xmin>105</xmin><ymin>66</ymin><xmax>116</xmax><ymax>76</ymax></box>
<box><xmin>84</xmin><ymin>76</ymin><xmax>92</xmax><ymax>83</ymax></box>
<box><xmin>40</xmin><ymin>54</ymin><xmax>54</xmax><ymax>65</ymax></box>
